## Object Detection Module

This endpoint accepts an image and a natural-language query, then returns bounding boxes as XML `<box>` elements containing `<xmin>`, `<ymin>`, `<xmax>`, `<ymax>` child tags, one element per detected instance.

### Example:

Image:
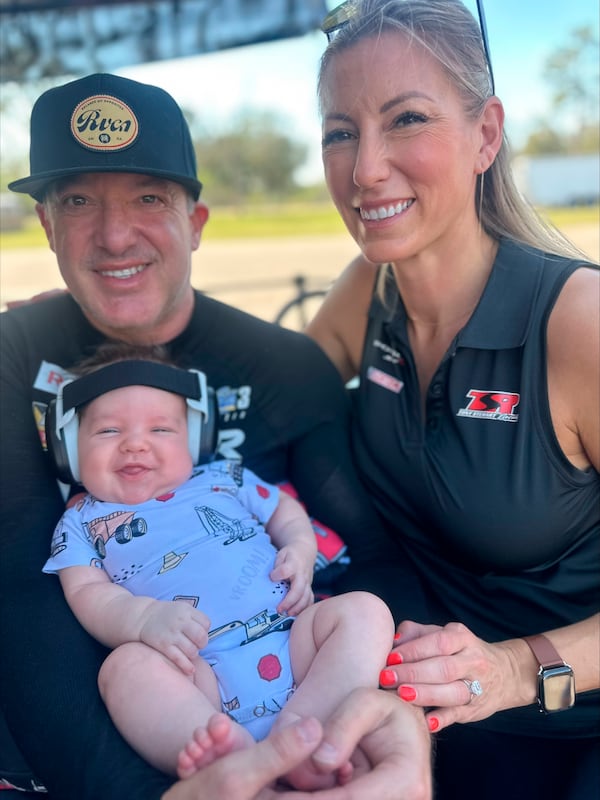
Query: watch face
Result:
<box><xmin>540</xmin><ymin>666</ymin><xmax>575</xmax><ymax>713</ymax></box>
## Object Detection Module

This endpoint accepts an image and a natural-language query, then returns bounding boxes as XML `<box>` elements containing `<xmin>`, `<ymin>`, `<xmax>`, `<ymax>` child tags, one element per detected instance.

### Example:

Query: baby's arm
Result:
<box><xmin>58</xmin><ymin>566</ymin><xmax>210</xmax><ymax>675</ymax></box>
<box><xmin>267</xmin><ymin>491</ymin><xmax>317</xmax><ymax>616</ymax></box>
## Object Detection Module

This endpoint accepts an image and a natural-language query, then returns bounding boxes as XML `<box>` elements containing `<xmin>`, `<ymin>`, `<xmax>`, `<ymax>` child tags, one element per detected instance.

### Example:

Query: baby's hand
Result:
<box><xmin>138</xmin><ymin>600</ymin><xmax>210</xmax><ymax>675</ymax></box>
<box><xmin>271</xmin><ymin>544</ymin><xmax>314</xmax><ymax>616</ymax></box>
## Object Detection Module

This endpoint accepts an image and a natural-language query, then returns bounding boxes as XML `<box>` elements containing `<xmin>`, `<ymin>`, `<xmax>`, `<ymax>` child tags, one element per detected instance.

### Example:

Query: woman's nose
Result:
<box><xmin>352</xmin><ymin>134</ymin><xmax>391</xmax><ymax>189</ymax></box>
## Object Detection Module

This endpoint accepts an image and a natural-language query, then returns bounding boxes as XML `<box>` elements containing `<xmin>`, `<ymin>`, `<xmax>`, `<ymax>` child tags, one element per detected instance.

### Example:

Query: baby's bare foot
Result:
<box><xmin>177</xmin><ymin>712</ymin><xmax>253</xmax><ymax>780</ymax></box>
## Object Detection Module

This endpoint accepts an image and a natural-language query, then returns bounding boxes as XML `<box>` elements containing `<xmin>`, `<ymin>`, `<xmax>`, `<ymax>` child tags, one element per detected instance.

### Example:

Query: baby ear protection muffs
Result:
<box><xmin>45</xmin><ymin>360</ymin><xmax>218</xmax><ymax>485</ymax></box>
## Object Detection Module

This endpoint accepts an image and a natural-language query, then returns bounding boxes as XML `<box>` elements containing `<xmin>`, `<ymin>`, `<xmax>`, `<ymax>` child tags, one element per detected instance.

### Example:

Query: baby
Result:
<box><xmin>44</xmin><ymin>343</ymin><xmax>394</xmax><ymax>790</ymax></box>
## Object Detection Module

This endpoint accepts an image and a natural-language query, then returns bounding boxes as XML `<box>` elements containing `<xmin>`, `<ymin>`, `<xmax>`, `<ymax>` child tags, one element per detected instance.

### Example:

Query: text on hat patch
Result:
<box><xmin>70</xmin><ymin>94</ymin><xmax>139</xmax><ymax>152</ymax></box>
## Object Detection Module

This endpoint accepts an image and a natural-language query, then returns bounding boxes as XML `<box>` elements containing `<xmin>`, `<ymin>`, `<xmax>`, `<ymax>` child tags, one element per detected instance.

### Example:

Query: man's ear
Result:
<box><xmin>35</xmin><ymin>202</ymin><xmax>56</xmax><ymax>253</ymax></box>
<box><xmin>190</xmin><ymin>201</ymin><xmax>209</xmax><ymax>251</ymax></box>
<box><xmin>476</xmin><ymin>96</ymin><xmax>504</xmax><ymax>174</ymax></box>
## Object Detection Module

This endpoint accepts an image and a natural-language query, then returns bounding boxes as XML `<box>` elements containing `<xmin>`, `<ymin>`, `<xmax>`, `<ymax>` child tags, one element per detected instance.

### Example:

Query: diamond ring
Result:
<box><xmin>462</xmin><ymin>679</ymin><xmax>483</xmax><ymax>703</ymax></box>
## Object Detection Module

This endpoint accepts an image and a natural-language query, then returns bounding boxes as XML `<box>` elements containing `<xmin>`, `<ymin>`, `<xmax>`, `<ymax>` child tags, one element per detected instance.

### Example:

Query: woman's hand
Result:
<box><xmin>379</xmin><ymin>620</ymin><xmax>534</xmax><ymax>732</ymax></box>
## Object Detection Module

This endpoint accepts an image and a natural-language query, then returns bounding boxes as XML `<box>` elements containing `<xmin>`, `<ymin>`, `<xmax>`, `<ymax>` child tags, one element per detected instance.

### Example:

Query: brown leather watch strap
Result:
<box><xmin>523</xmin><ymin>634</ymin><xmax>565</xmax><ymax>668</ymax></box>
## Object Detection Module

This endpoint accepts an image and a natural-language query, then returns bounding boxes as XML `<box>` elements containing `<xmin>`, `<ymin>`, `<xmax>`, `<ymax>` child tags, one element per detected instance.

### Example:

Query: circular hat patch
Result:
<box><xmin>70</xmin><ymin>94</ymin><xmax>139</xmax><ymax>151</ymax></box>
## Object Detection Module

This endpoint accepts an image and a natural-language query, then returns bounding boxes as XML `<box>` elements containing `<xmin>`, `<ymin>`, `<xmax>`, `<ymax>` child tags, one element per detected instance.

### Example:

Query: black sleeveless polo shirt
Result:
<box><xmin>350</xmin><ymin>239</ymin><xmax>599</xmax><ymax>737</ymax></box>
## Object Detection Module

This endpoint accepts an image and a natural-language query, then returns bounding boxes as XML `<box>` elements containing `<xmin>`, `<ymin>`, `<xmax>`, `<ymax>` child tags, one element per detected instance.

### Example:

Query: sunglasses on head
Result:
<box><xmin>321</xmin><ymin>0</ymin><xmax>495</xmax><ymax>94</ymax></box>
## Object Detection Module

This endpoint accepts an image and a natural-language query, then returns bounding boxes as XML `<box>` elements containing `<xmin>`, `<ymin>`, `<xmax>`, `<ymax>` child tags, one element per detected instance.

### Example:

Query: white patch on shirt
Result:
<box><xmin>34</xmin><ymin>361</ymin><xmax>74</xmax><ymax>395</ymax></box>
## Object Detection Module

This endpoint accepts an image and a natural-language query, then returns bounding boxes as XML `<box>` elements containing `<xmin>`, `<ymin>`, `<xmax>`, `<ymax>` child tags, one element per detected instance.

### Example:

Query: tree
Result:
<box><xmin>522</xmin><ymin>25</ymin><xmax>599</xmax><ymax>155</ymax></box>
<box><xmin>544</xmin><ymin>26</ymin><xmax>599</xmax><ymax>132</ymax></box>
<box><xmin>188</xmin><ymin>109</ymin><xmax>308</xmax><ymax>205</ymax></box>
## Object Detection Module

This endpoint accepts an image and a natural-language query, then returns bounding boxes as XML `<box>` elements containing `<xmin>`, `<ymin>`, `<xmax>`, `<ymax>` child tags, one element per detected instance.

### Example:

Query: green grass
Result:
<box><xmin>202</xmin><ymin>203</ymin><xmax>348</xmax><ymax>239</ymax></box>
<box><xmin>537</xmin><ymin>205</ymin><xmax>599</xmax><ymax>228</ymax></box>
<box><xmin>0</xmin><ymin>202</ymin><xmax>597</xmax><ymax>250</ymax></box>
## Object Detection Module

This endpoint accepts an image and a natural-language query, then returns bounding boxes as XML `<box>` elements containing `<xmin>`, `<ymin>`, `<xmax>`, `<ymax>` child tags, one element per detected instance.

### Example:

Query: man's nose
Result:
<box><xmin>94</xmin><ymin>203</ymin><xmax>138</xmax><ymax>253</ymax></box>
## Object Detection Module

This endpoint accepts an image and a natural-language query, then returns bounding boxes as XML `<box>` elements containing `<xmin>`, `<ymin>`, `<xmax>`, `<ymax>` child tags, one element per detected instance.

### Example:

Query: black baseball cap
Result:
<box><xmin>8</xmin><ymin>73</ymin><xmax>203</xmax><ymax>201</ymax></box>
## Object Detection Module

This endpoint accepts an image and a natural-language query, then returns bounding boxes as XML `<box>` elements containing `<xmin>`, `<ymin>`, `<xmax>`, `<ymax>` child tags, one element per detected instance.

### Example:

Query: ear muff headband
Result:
<box><xmin>48</xmin><ymin>360</ymin><xmax>217</xmax><ymax>484</ymax></box>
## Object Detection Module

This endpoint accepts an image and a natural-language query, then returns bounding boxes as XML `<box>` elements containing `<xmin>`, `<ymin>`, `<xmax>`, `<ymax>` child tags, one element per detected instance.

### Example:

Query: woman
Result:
<box><xmin>307</xmin><ymin>1</ymin><xmax>600</xmax><ymax>798</ymax></box>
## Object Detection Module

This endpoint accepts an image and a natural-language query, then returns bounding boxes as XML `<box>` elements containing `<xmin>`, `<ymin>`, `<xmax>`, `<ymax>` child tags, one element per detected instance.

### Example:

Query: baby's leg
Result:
<box><xmin>275</xmin><ymin>591</ymin><xmax>395</xmax><ymax>790</ymax></box>
<box><xmin>98</xmin><ymin>641</ymin><xmax>250</xmax><ymax>775</ymax></box>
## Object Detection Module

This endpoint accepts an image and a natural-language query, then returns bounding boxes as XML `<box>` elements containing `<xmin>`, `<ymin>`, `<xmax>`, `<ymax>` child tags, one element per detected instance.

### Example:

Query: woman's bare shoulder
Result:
<box><xmin>306</xmin><ymin>255</ymin><xmax>381</xmax><ymax>382</ymax></box>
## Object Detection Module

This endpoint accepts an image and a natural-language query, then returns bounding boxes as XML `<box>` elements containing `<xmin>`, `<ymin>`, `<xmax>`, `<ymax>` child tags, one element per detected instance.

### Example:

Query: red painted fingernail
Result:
<box><xmin>379</xmin><ymin>669</ymin><xmax>397</xmax><ymax>687</ymax></box>
<box><xmin>394</xmin><ymin>632</ymin><xmax>402</xmax><ymax>641</ymax></box>
<box><xmin>428</xmin><ymin>717</ymin><xmax>440</xmax><ymax>732</ymax></box>
<box><xmin>399</xmin><ymin>685</ymin><xmax>417</xmax><ymax>702</ymax></box>
<box><xmin>386</xmin><ymin>652</ymin><xmax>403</xmax><ymax>666</ymax></box>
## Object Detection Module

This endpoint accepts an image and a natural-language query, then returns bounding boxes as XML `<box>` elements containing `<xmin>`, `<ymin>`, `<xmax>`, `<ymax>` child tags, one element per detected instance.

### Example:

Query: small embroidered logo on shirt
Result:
<box><xmin>367</xmin><ymin>366</ymin><xmax>404</xmax><ymax>394</ymax></box>
<box><xmin>457</xmin><ymin>389</ymin><xmax>520</xmax><ymax>422</ymax></box>
<box><xmin>373</xmin><ymin>339</ymin><xmax>404</xmax><ymax>365</ymax></box>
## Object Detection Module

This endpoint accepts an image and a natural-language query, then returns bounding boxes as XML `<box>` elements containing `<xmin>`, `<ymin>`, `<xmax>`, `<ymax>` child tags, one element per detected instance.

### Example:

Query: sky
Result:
<box><xmin>2</xmin><ymin>0</ymin><xmax>598</xmax><ymax>186</ymax></box>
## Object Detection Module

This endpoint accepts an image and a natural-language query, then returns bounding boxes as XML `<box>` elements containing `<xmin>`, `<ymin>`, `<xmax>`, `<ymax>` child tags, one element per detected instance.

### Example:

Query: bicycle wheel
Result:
<box><xmin>273</xmin><ymin>289</ymin><xmax>328</xmax><ymax>330</ymax></box>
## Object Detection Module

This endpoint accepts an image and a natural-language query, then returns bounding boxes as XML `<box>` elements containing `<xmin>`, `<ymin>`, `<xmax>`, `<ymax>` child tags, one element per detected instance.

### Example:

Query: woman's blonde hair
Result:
<box><xmin>318</xmin><ymin>0</ymin><xmax>587</xmax><ymax>260</ymax></box>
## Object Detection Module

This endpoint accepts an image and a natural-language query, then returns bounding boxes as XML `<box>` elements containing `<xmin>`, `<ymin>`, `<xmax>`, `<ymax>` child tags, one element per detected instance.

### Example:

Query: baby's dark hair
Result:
<box><xmin>73</xmin><ymin>341</ymin><xmax>175</xmax><ymax>377</ymax></box>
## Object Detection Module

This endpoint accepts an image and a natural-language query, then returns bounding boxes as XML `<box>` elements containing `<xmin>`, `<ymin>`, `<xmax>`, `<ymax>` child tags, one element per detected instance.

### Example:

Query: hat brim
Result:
<box><xmin>8</xmin><ymin>165</ymin><xmax>202</xmax><ymax>202</ymax></box>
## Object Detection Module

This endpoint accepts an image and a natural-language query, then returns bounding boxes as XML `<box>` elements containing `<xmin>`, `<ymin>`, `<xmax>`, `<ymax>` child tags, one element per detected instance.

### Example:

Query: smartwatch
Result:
<box><xmin>523</xmin><ymin>634</ymin><xmax>575</xmax><ymax>714</ymax></box>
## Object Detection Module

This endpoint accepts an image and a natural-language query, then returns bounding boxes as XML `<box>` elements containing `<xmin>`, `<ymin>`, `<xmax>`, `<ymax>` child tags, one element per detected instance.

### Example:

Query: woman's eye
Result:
<box><xmin>322</xmin><ymin>129</ymin><xmax>355</xmax><ymax>148</ymax></box>
<box><xmin>393</xmin><ymin>111</ymin><xmax>428</xmax><ymax>127</ymax></box>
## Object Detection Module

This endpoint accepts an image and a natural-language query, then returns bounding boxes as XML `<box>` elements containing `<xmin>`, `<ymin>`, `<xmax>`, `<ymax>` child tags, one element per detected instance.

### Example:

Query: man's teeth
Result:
<box><xmin>360</xmin><ymin>200</ymin><xmax>413</xmax><ymax>220</ymax></box>
<box><xmin>101</xmin><ymin>265</ymin><xmax>145</xmax><ymax>278</ymax></box>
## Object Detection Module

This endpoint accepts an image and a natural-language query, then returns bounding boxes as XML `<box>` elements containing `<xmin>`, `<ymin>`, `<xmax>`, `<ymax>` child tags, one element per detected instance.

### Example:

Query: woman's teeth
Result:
<box><xmin>360</xmin><ymin>199</ymin><xmax>413</xmax><ymax>220</ymax></box>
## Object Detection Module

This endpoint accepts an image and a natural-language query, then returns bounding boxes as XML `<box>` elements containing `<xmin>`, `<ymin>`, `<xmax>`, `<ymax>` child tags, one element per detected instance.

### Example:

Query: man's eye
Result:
<box><xmin>140</xmin><ymin>194</ymin><xmax>159</xmax><ymax>204</ymax></box>
<box><xmin>62</xmin><ymin>195</ymin><xmax>88</xmax><ymax>207</ymax></box>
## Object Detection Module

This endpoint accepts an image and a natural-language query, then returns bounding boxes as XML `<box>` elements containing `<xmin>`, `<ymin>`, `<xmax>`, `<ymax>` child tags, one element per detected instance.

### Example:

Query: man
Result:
<box><xmin>0</xmin><ymin>74</ymin><xmax>431</xmax><ymax>800</ymax></box>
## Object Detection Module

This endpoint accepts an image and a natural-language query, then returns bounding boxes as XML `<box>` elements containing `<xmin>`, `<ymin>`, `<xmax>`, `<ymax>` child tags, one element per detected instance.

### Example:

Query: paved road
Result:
<box><xmin>0</xmin><ymin>234</ymin><xmax>361</xmax><ymax>324</ymax></box>
<box><xmin>1</xmin><ymin>225</ymin><xmax>597</xmax><ymax>326</ymax></box>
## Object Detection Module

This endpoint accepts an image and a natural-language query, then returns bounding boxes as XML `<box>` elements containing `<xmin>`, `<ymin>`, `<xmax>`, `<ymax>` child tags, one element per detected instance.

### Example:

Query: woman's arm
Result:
<box><xmin>546</xmin><ymin>266</ymin><xmax>600</xmax><ymax>472</ymax></box>
<box><xmin>306</xmin><ymin>255</ymin><xmax>378</xmax><ymax>383</ymax></box>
